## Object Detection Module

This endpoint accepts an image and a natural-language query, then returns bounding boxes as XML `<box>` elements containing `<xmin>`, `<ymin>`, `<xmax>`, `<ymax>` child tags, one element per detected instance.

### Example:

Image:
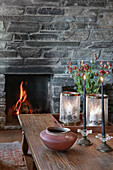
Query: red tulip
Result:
<box><xmin>100</xmin><ymin>69</ymin><xmax>105</xmax><ymax>75</ymax></box>
<box><xmin>73</xmin><ymin>66</ymin><xmax>77</xmax><ymax>70</ymax></box>
<box><xmin>76</xmin><ymin>73</ymin><xmax>80</xmax><ymax>76</ymax></box>
<box><xmin>95</xmin><ymin>73</ymin><xmax>99</xmax><ymax>76</ymax></box>
<box><xmin>79</xmin><ymin>61</ymin><xmax>81</xmax><ymax>65</ymax></box>
<box><xmin>104</xmin><ymin>64</ymin><xmax>107</xmax><ymax>68</ymax></box>
<box><xmin>81</xmin><ymin>73</ymin><xmax>84</xmax><ymax>78</ymax></box>
<box><xmin>83</xmin><ymin>63</ymin><xmax>89</xmax><ymax>69</ymax></box>
<box><xmin>108</xmin><ymin>64</ymin><xmax>112</xmax><ymax>69</ymax></box>
<box><xmin>80</xmin><ymin>66</ymin><xmax>84</xmax><ymax>71</ymax></box>
<box><xmin>100</xmin><ymin>64</ymin><xmax>103</xmax><ymax>68</ymax></box>
<box><xmin>70</xmin><ymin>75</ymin><xmax>73</xmax><ymax>78</ymax></box>
<box><xmin>106</xmin><ymin>70</ymin><xmax>109</xmax><ymax>75</ymax></box>
<box><xmin>107</xmin><ymin>61</ymin><xmax>110</xmax><ymax>65</ymax></box>
<box><xmin>67</xmin><ymin>65</ymin><xmax>69</xmax><ymax>69</ymax></box>
<box><xmin>68</xmin><ymin>68</ymin><xmax>72</xmax><ymax>73</ymax></box>
<box><xmin>84</xmin><ymin>67</ymin><xmax>88</xmax><ymax>72</ymax></box>
<box><xmin>94</xmin><ymin>54</ymin><xmax>97</xmax><ymax>60</ymax></box>
<box><xmin>69</xmin><ymin>62</ymin><xmax>72</xmax><ymax>66</ymax></box>
<box><xmin>100</xmin><ymin>61</ymin><xmax>103</xmax><ymax>65</ymax></box>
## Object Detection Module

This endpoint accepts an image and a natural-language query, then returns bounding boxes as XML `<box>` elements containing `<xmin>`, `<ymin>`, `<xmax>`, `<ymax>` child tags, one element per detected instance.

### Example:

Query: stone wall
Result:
<box><xmin>0</xmin><ymin>0</ymin><xmax>113</xmax><ymax>127</ymax></box>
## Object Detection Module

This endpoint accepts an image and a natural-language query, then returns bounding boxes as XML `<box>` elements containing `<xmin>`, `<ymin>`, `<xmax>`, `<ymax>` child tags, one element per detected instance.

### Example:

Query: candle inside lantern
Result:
<box><xmin>65</xmin><ymin>102</ymin><xmax>73</xmax><ymax>115</ymax></box>
<box><xmin>89</xmin><ymin>106</ymin><xmax>101</xmax><ymax>125</ymax></box>
<box><xmin>100</xmin><ymin>77</ymin><xmax>105</xmax><ymax>138</ymax></box>
<box><xmin>88</xmin><ymin>103</ymin><xmax>102</xmax><ymax>125</ymax></box>
<box><xmin>83</xmin><ymin>74</ymin><xmax>86</xmax><ymax>130</ymax></box>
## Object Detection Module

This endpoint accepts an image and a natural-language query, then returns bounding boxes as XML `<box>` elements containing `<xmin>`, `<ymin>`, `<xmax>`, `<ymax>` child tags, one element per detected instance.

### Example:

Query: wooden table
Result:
<box><xmin>18</xmin><ymin>114</ymin><xmax>113</xmax><ymax>170</ymax></box>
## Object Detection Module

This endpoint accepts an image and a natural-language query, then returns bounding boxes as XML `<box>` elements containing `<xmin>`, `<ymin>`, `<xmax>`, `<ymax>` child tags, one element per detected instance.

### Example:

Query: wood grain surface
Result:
<box><xmin>18</xmin><ymin>114</ymin><xmax>113</xmax><ymax>170</ymax></box>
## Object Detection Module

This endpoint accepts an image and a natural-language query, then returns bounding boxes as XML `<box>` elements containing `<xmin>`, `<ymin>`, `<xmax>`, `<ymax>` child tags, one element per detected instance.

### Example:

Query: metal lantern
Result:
<box><xmin>59</xmin><ymin>92</ymin><xmax>80</xmax><ymax>125</ymax></box>
<box><xmin>86</xmin><ymin>94</ymin><xmax>108</xmax><ymax>126</ymax></box>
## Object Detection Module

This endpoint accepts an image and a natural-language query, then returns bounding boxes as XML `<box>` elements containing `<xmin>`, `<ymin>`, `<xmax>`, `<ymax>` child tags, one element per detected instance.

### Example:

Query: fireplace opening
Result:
<box><xmin>5</xmin><ymin>74</ymin><xmax>51</xmax><ymax>125</ymax></box>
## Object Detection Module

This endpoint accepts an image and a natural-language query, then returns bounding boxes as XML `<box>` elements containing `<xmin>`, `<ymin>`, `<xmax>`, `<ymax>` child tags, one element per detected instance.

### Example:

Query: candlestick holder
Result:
<box><xmin>77</xmin><ymin>129</ymin><xmax>92</xmax><ymax>146</ymax></box>
<box><xmin>96</xmin><ymin>134</ymin><xmax>113</xmax><ymax>152</ymax></box>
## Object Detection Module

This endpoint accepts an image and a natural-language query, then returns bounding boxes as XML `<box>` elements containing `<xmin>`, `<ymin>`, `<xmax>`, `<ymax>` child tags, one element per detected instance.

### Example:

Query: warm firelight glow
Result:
<box><xmin>83</xmin><ymin>74</ymin><xmax>86</xmax><ymax>80</ymax></box>
<box><xmin>100</xmin><ymin>77</ymin><xmax>103</xmax><ymax>82</ymax></box>
<box><xmin>14</xmin><ymin>81</ymin><xmax>27</xmax><ymax>115</ymax></box>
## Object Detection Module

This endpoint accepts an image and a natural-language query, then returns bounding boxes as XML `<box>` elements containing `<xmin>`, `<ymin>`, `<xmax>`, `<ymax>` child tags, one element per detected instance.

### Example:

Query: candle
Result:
<box><xmin>100</xmin><ymin>77</ymin><xmax>105</xmax><ymax>138</ymax></box>
<box><xmin>83</xmin><ymin>74</ymin><xmax>86</xmax><ymax>130</ymax></box>
<box><xmin>82</xmin><ymin>60</ymin><xmax>84</xmax><ymax>65</ymax></box>
<box><xmin>95</xmin><ymin>78</ymin><xmax>112</xmax><ymax>152</ymax></box>
<box><xmin>66</xmin><ymin>103</ymin><xmax>73</xmax><ymax>115</ymax></box>
<box><xmin>77</xmin><ymin>74</ymin><xmax>92</xmax><ymax>146</ymax></box>
<box><xmin>89</xmin><ymin>106</ymin><xmax>101</xmax><ymax>125</ymax></box>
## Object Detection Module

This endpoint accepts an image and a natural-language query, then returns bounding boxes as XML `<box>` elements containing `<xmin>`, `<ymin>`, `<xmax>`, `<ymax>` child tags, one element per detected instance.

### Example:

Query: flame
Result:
<box><xmin>100</xmin><ymin>77</ymin><xmax>103</xmax><ymax>82</ymax></box>
<box><xmin>83</xmin><ymin>74</ymin><xmax>86</xmax><ymax>80</ymax></box>
<box><xmin>14</xmin><ymin>81</ymin><xmax>27</xmax><ymax>115</ymax></box>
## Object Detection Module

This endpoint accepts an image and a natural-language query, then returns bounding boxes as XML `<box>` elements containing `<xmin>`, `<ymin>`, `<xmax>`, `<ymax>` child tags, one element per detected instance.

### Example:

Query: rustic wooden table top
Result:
<box><xmin>18</xmin><ymin>114</ymin><xmax>113</xmax><ymax>170</ymax></box>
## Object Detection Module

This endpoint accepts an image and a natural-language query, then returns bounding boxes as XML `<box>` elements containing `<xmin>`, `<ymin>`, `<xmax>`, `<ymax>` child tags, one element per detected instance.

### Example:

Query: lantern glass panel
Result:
<box><xmin>86</xmin><ymin>94</ymin><xmax>108</xmax><ymax>126</ymax></box>
<box><xmin>60</xmin><ymin>92</ymin><xmax>80</xmax><ymax>125</ymax></box>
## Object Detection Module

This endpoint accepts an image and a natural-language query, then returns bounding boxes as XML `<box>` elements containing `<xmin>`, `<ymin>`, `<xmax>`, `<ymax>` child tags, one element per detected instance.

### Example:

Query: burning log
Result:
<box><xmin>21</xmin><ymin>102</ymin><xmax>32</xmax><ymax>114</ymax></box>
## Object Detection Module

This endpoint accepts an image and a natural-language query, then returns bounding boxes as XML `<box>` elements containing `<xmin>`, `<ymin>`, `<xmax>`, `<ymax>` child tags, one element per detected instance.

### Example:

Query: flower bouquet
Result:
<box><xmin>67</xmin><ymin>54</ymin><xmax>112</xmax><ymax>95</ymax></box>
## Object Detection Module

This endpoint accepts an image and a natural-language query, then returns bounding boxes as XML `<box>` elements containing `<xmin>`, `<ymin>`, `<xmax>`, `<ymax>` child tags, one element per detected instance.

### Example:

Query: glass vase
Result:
<box><xmin>59</xmin><ymin>92</ymin><xmax>80</xmax><ymax>125</ymax></box>
<box><xmin>86</xmin><ymin>94</ymin><xmax>108</xmax><ymax>126</ymax></box>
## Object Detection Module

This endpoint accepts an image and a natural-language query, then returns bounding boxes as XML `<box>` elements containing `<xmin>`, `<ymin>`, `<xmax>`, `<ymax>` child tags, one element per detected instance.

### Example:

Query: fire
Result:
<box><xmin>100</xmin><ymin>76</ymin><xmax>103</xmax><ymax>82</ymax></box>
<box><xmin>14</xmin><ymin>81</ymin><xmax>27</xmax><ymax>115</ymax></box>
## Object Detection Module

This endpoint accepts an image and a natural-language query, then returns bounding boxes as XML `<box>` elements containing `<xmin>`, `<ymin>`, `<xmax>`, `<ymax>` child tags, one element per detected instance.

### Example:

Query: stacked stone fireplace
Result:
<box><xmin>0</xmin><ymin>67</ymin><xmax>75</xmax><ymax>128</ymax></box>
<box><xmin>0</xmin><ymin>0</ymin><xmax>113</xmax><ymax>128</ymax></box>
